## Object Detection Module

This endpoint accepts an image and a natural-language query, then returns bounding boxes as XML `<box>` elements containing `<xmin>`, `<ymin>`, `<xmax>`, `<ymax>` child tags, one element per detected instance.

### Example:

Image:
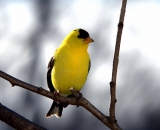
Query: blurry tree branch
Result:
<box><xmin>0</xmin><ymin>103</ymin><xmax>46</xmax><ymax>130</ymax></box>
<box><xmin>109</xmin><ymin>0</ymin><xmax>127</xmax><ymax>126</ymax></box>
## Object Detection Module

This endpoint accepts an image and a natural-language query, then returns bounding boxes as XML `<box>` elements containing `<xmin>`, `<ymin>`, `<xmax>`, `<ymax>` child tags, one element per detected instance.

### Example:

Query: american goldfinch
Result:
<box><xmin>46</xmin><ymin>29</ymin><xmax>94</xmax><ymax>118</ymax></box>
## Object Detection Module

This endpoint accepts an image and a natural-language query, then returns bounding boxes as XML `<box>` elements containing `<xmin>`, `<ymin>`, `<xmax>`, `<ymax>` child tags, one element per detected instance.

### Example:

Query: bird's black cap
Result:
<box><xmin>77</xmin><ymin>29</ymin><xmax>89</xmax><ymax>39</ymax></box>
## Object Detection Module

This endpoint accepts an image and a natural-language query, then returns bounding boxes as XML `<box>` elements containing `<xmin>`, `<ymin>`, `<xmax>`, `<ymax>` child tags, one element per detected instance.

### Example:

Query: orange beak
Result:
<box><xmin>85</xmin><ymin>37</ymin><xmax>94</xmax><ymax>43</ymax></box>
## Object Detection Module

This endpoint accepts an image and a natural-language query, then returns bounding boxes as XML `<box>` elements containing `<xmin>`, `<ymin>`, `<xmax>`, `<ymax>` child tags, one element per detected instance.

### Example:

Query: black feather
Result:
<box><xmin>46</xmin><ymin>101</ymin><xmax>63</xmax><ymax>118</ymax></box>
<box><xmin>88</xmin><ymin>59</ymin><xmax>91</xmax><ymax>73</ymax></box>
<box><xmin>47</xmin><ymin>56</ymin><xmax>55</xmax><ymax>92</ymax></box>
<box><xmin>77</xmin><ymin>29</ymin><xmax>89</xmax><ymax>39</ymax></box>
<box><xmin>46</xmin><ymin>51</ymin><xmax>65</xmax><ymax>118</ymax></box>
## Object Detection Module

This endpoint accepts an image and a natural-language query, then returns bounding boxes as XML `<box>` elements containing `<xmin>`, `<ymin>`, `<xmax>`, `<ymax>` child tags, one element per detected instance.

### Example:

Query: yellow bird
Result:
<box><xmin>46</xmin><ymin>29</ymin><xmax>94</xmax><ymax>118</ymax></box>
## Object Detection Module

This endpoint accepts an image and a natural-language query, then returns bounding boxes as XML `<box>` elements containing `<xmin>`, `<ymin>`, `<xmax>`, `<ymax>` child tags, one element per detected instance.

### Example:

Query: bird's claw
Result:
<box><xmin>75</xmin><ymin>91</ymin><xmax>83</xmax><ymax>107</ymax></box>
<box><xmin>53</xmin><ymin>91</ymin><xmax>60</xmax><ymax>104</ymax></box>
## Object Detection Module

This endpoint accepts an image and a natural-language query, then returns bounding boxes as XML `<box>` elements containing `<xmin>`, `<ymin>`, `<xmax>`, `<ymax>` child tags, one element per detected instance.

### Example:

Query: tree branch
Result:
<box><xmin>0</xmin><ymin>103</ymin><xmax>46</xmax><ymax>130</ymax></box>
<box><xmin>109</xmin><ymin>0</ymin><xmax>127</xmax><ymax>124</ymax></box>
<box><xmin>0</xmin><ymin>70</ymin><xmax>122</xmax><ymax>130</ymax></box>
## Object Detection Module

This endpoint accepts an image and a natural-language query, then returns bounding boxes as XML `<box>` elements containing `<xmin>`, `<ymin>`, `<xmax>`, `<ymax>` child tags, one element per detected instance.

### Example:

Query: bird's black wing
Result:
<box><xmin>46</xmin><ymin>51</ymin><xmax>64</xmax><ymax>118</ymax></box>
<box><xmin>88</xmin><ymin>59</ymin><xmax>91</xmax><ymax>73</ymax></box>
<box><xmin>47</xmin><ymin>56</ymin><xmax>55</xmax><ymax>92</ymax></box>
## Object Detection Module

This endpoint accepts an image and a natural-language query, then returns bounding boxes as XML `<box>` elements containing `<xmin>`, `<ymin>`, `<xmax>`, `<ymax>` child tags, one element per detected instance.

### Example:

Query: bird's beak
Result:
<box><xmin>85</xmin><ymin>37</ymin><xmax>94</xmax><ymax>43</ymax></box>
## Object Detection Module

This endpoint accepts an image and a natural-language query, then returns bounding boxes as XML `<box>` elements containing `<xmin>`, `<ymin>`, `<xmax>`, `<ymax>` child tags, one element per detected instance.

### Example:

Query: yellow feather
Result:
<box><xmin>51</xmin><ymin>29</ymin><xmax>91</xmax><ymax>96</ymax></box>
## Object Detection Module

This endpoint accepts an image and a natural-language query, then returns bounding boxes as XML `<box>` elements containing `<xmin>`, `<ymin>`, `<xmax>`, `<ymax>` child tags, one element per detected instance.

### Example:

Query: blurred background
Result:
<box><xmin>0</xmin><ymin>0</ymin><xmax>160</xmax><ymax>130</ymax></box>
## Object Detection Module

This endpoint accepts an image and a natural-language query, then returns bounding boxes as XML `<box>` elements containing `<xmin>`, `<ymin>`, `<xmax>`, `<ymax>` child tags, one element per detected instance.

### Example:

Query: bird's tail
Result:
<box><xmin>46</xmin><ymin>101</ymin><xmax>63</xmax><ymax>118</ymax></box>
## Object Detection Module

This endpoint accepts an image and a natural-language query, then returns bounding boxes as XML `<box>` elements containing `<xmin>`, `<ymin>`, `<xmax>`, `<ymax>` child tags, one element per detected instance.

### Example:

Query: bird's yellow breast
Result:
<box><xmin>51</xmin><ymin>44</ymin><xmax>89</xmax><ymax>96</ymax></box>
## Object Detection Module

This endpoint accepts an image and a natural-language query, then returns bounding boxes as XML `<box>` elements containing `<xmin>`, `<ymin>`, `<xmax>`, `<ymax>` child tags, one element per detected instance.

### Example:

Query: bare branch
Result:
<box><xmin>0</xmin><ymin>70</ymin><xmax>122</xmax><ymax>130</ymax></box>
<box><xmin>0</xmin><ymin>70</ymin><xmax>76</xmax><ymax>105</ymax></box>
<box><xmin>0</xmin><ymin>103</ymin><xmax>46</xmax><ymax>130</ymax></box>
<box><xmin>109</xmin><ymin>0</ymin><xmax>127</xmax><ymax>123</ymax></box>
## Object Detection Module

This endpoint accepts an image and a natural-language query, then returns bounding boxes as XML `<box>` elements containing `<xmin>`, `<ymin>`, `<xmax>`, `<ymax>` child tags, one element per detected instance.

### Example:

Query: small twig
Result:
<box><xmin>0</xmin><ymin>103</ymin><xmax>46</xmax><ymax>130</ymax></box>
<box><xmin>109</xmin><ymin>0</ymin><xmax>127</xmax><ymax>123</ymax></box>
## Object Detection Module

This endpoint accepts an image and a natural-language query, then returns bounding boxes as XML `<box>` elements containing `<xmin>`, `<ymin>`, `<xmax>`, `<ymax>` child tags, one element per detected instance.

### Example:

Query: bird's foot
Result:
<box><xmin>53</xmin><ymin>91</ymin><xmax>68</xmax><ymax>108</ymax></box>
<box><xmin>53</xmin><ymin>91</ymin><xmax>60</xmax><ymax>104</ymax></box>
<box><xmin>69</xmin><ymin>87</ymin><xmax>83</xmax><ymax>107</ymax></box>
<box><xmin>54</xmin><ymin>91</ymin><xmax>60</xmax><ymax>96</ymax></box>
<box><xmin>76</xmin><ymin>91</ymin><xmax>83</xmax><ymax>100</ymax></box>
<box><xmin>75</xmin><ymin>91</ymin><xmax>82</xmax><ymax>107</ymax></box>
